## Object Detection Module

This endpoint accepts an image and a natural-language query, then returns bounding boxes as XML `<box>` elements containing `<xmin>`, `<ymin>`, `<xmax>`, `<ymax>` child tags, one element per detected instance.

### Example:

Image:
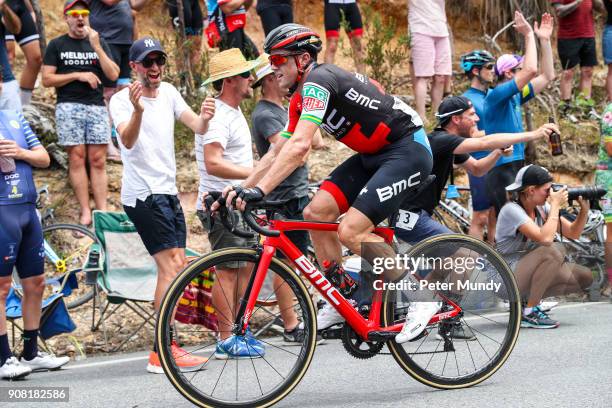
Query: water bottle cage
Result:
<box><xmin>325</xmin><ymin>266</ymin><xmax>358</xmax><ymax>298</ymax></box>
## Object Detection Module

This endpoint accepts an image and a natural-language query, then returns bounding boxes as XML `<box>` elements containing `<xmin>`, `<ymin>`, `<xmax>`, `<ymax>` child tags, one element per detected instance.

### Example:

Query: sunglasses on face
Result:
<box><xmin>482</xmin><ymin>63</ymin><xmax>495</xmax><ymax>70</ymax></box>
<box><xmin>140</xmin><ymin>55</ymin><xmax>167</xmax><ymax>68</ymax></box>
<box><xmin>66</xmin><ymin>9</ymin><xmax>90</xmax><ymax>17</ymax></box>
<box><xmin>269</xmin><ymin>54</ymin><xmax>291</xmax><ymax>68</ymax></box>
<box><xmin>511</xmin><ymin>66</ymin><xmax>523</xmax><ymax>73</ymax></box>
<box><xmin>237</xmin><ymin>71</ymin><xmax>251</xmax><ymax>79</ymax></box>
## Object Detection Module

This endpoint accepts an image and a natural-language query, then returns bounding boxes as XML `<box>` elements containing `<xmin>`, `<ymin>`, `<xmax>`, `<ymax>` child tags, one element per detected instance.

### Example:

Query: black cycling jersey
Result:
<box><xmin>282</xmin><ymin>63</ymin><xmax>425</xmax><ymax>154</ymax></box>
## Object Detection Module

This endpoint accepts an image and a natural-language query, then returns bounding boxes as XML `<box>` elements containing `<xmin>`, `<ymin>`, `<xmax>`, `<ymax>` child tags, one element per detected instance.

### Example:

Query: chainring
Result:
<box><xmin>341</xmin><ymin>324</ymin><xmax>385</xmax><ymax>359</ymax></box>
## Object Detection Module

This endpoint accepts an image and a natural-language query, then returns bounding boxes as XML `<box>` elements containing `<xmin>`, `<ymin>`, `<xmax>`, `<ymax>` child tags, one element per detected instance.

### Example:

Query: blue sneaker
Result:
<box><xmin>245</xmin><ymin>327</ymin><xmax>266</xmax><ymax>354</ymax></box>
<box><xmin>215</xmin><ymin>335</ymin><xmax>266</xmax><ymax>360</ymax></box>
<box><xmin>521</xmin><ymin>306</ymin><xmax>559</xmax><ymax>329</ymax></box>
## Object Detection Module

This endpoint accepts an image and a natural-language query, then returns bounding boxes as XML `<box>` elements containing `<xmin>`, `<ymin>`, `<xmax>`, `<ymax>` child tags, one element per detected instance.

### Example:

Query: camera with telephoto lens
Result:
<box><xmin>551</xmin><ymin>183</ymin><xmax>607</xmax><ymax>207</ymax></box>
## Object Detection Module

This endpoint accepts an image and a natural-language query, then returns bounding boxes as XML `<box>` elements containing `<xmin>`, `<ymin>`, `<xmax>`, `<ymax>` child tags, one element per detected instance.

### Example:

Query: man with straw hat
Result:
<box><xmin>109</xmin><ymin>36</ymin><xmax>215</xmax><ymax>374</ymax></box>
<box><xmin>196</xmin><ymin>48</ymin><xmax>266</xmax><ymax>359</ymax></box>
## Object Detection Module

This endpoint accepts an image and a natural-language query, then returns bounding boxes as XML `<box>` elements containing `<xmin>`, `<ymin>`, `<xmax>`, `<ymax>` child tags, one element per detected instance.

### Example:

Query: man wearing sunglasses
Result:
<box><xmin>482</xmin><ymin>12</ymin><xmax>556</xmax><ymax>217</ymax></box>
<box><xmin>109</xmin><ymin>36</ymin><xmax>216</xmax><ymax>373</ymax></box>
<box><xmin>42</xmin><ymin>0</ymin><xmax>119</xmax><ymax>227</ymax></box>
<box><xmin>460</xmin><ymin>50</ymin><xmax>497</xmax><ymax>243</ymax></box>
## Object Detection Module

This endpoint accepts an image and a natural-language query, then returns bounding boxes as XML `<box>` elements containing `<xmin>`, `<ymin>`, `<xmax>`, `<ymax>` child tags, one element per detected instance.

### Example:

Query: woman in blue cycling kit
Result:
<box><xmin>0</xmin><ymin>106</ymin><xmax>68</xmax><ymax>379</ymax></box>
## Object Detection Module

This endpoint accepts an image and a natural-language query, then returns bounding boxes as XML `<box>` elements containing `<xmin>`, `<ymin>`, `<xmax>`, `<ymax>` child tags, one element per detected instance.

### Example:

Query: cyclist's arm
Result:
<box><xmin>459</xmin><ymin>151</ymin><xmax>502</xmax><ymax>177</ymax></box>
<box><xmin>204</xmin><ymin>142</ymin><xmax>252</xmax><ymax>179</ymax></box>
<box><xmin>219</xmin><ymin>0</ymin><xmax>246</xmax><ymax>13</ymax></box>
<box><xmin>256</xmin><ymin>120</ymin><xmax>316</xmax><ymax>194</ymax></box>
<box><xmin>15</xmin><ymin>146</ymin><xmax>50</xmax><ymax>168</ymax></box>
<box><xmin>312</xmin><ymin>129</ymin><xmax>326</xmax><ymax>149</ymax></box>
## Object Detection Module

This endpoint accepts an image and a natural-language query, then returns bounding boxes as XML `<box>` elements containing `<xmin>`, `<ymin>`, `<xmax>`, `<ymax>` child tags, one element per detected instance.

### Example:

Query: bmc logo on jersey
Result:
<box><xmin>376</xmin><ymin>172</ymin><xmax>421</xmax><ymax>202</ymax></box>
<box><xmin>345</xmin><ymin>88</ymin><xmax>380</xmax><ymax>110</ymax></box>
<box><xmin>302</xmin><ymin>83</ymin><xmax>329</xmax><ymax>112</ymax></box>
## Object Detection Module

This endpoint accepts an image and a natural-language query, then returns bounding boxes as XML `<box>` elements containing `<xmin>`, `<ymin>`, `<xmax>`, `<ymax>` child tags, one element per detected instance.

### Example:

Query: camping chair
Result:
<box><xmin>88</xmin><ymin>210</ymin><xmax>200</xmax><ymax>352</ymax></box>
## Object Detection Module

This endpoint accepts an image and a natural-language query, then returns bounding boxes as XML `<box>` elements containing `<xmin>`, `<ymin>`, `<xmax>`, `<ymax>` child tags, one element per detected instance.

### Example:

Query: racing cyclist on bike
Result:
<box><xmin>224</xmin><ymin>23</ymin><xmax>439</xmax><ymax>342</ymax></box>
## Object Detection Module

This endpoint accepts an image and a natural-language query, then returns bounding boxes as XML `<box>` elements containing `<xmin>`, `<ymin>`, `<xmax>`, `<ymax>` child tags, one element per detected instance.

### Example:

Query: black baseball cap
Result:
<box><xmin>506</xmin><ymin>164</ymin><xmax>553</xmax><ymax>192</ymax></box>
<box><xmin>129</xmin><ymin>37</ymin><xmax>166</xmax><ymax>62</ymax></box>
<box><xmin>435</xmin><ymin>96</ymin><xmax>473</xmax><ymax>126</ymax></box>
<box><xmin>63</xmin><ymin>0</ymin><xmax>88</xmax><ymax>13</ymax></box>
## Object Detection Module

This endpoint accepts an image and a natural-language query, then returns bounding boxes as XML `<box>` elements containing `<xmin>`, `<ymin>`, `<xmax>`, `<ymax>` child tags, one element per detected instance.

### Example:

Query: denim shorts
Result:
<box><xmin>124</xmin><ymin>194</ymin><xmax>186</xmax><ymax>256</ymax></box>
<box><xmin>604</xmin><ymin>25</ymin><xmax>612</xmax><ymax>65</ymax></box>
<box><xmin>56</xmin><ymin>103</ymin><xmax>110</xmax><ymax>146</ymax></box>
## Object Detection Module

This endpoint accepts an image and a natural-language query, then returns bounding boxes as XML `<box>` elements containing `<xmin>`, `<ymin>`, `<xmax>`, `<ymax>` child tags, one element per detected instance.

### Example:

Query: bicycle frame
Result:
<box><xmin>238</xmin><ymin>218</ymin><xmax>461</xmax><ymax>341</ymax></box>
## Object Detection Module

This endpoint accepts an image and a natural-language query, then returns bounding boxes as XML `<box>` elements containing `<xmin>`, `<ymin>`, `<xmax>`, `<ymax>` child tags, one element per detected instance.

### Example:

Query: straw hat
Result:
<box><xmin>251</xmin><ymin>53</ymin><xmax>274</xmax><ymax>89</ymax></box>
<box><xmin>201</xmin><ymin>48</ymin><xmax>259</xmax><ymax>86</ymax></box>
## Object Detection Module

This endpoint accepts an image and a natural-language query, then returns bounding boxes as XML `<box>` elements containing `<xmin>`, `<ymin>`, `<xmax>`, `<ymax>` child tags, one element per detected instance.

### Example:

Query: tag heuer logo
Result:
<box><xmin>302</xmin><ymin>83</ymin><xmax>329</xmax><ymax>111</ymax></box>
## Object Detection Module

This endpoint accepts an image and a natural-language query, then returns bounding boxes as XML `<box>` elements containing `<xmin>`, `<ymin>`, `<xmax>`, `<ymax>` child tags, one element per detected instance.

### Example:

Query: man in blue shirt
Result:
<box><xmin>0</xmin><ymin>101</ymin><xmax>70</xmax><ymax>379</ymax></box>
<box><xmin>483</xmin><ymin>11</ymin><xmax>556</xmax><ymax>214</ymax></box>
<box><xmin>461</xmin><ymin>49</ymin><xmax>497</xmax><ymax>243</ymax></box>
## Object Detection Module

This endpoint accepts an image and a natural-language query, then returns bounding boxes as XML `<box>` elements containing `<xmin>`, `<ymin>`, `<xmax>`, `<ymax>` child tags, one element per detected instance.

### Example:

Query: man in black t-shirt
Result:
<box><xmin>395</xmin><ymin>96</ymin><xmax>556</xmax><ymax>245</ymax></box>
<box><xmin>41</xmin><ymin>0</ymin><xmax>119</xmax><ymax>227</ymax></box>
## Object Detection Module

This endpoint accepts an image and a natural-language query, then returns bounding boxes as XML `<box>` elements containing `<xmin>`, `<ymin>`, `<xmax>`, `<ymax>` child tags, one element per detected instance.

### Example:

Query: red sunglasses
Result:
<box><xmin>269</xmin><ymin>54</ymin><xmax>293</xmax><ymax>67</ymax></box>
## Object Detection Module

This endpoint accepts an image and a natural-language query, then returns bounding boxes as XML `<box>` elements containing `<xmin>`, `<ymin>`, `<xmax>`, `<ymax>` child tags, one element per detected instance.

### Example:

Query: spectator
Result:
<box><xmin>604</xmin><ymin>0</ymin><xmax>612</xmax><ymax>102</ymax></box>
<box><xmin>408</xmin><ymin>0</ymin><xmax>451</xmax><ymax>122</ymax></box>
<box><xmin>256</xmin><ymin>0</ymin><xmax>292</xmax><ymax>36</ymax></box>
<box><xmin>109</xmin><ymin>37</ymin><xmax>215</xmax><ymax>373</ymax></box>
<box><xmin>250</xmin><ymin>54</ymin><xmax>322</xmax><ymax>341</ymax></box>
<box><xmin>197</xmin><ymin>48</ymin><xmax>265</xmax><ymax>358</ymax></box>
<box><xmin>42</xmin><ymin>0</ymin><xmax>119</xmax><ymax>227</ymax></box>
<box><xmin>552</xmin><ymin>0</ymin><xmax>605</xmax><ymax>110</ymax></box>
<box><xmin>0</xmin><ymin>0</ymin><xmax>22</xmax><ymax>111</ymax></box>
<box><xmin>0</xmin><ymin>84</ymin><xmax>69</xmax><ymax>378</ymax></box>
<box><xmin>166</xmin><ymin>0</ymin><xmax>204</xmax><ymax>71</ymax></box>
<box><xmin>4</xmin><ymin>0</ymin><xmax>42</xmax><ymax>106</ymax></box>
<box><xmin>596</xmin><ymin>102</ymin><xmax>612</xmax><ymax>297</ymax></box>
<box><xmin>323</xmin><ymin>0</ymin><xmax>364</xmax><ymax>73</ymax></box>
<box><xmin>461</xmin><ymin>49</ymin><xmax>497</xmax><ymax>243</ymax></box>
<box><xmin>483</xmin><ymin>12</ymin><xmax>555</xmax><ymax>215</ymax></box>
<box><xmin>496</xmin><ymin>165</ymin><xmax>593</xmax><ymax>328</ymax></box>
<box><xmin>205</xmin><ymin>0</ymin><xmax>259</xmax><ymax>59</ymax></box>
<box><xmin>88</xmin><ymin>0</ymin><xmax>135</xmax><ymax>163</ymax></box>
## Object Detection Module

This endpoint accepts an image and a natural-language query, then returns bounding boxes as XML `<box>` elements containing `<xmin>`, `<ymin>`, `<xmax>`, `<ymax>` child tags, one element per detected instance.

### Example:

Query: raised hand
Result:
<box><xmin>200</xmin><ymin>97</ymin><xmax>216</xmax><ymax>121</ymax></box>
<box><xmin>534</xmin><ymin>13</ymin><xmax>554</xmax><ymax>41</ymax></box>
<box><xmin>513</xmin><ymin>11</ymin><xmax>533</xmax><ymax>36</ymax></box>
<box><xmin>83</xmin><ymin>25</ymin><xmax>101</xmax><ymax>48</ymax></box>
<box><xmin>129</xmin><ymin>81</ymin><xmax>145</xmax><ymax>113</ymax></box>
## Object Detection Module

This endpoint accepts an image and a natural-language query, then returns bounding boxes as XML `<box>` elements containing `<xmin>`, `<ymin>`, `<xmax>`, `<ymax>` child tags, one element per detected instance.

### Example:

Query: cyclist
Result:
<box><xmin>222</xmin><ymin>23</ymin><xmax>438</xmax><ymax>342</ymax></box>
<box><xmin>0</xmin><ymin>105</ymin><xmax>69</xmax><ymax>379</ymax></box>
<box><xmin>461</xmin><ymin>49</ymin><xmax>497</xmax><ymax>243</ymax></box>
<box><xmin>323</xmin><ymin>0</ymin><xmax>364</xmax><ymax>73</ymax></box>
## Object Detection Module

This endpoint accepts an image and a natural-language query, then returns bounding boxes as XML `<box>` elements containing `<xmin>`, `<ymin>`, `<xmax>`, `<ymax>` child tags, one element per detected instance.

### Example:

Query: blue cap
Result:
<box><xmin>129</xmin><ymin>37</ymin><xmax>166</xmax><ymax>62</ymax></box>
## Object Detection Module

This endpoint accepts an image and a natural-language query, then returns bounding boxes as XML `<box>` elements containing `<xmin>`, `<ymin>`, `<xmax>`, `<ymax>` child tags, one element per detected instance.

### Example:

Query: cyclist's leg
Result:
<box><xmin>323</xmin><ymin>1</ymin><xmax>341</xmax><ymax>64</ymax></box>
<box><xmin>305</xmin><ymin>154</ymin><xmax>369</xmax><ymax>267</ymax></box>
<box><xmin>339</xmin><ymin>138</ymin><xmax>433</xmax><ymax>281</ymax></box>
<box><xmin>345</xmin><ymin>2</ymin><xmax>364</xmax><ymax>72</ymax></box>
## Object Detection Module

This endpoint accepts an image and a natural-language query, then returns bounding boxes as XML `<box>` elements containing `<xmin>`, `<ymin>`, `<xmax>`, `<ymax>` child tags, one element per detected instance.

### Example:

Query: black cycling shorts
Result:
<box><xmin>0</xmin><ymin>203</ymin><xmax>44</xmax><ymax>279</ymax></box>
<box><xmin>257</xmin><ymin>3</ymin><xmax>293</xmax><ymax>36</ymax></box>
<box><xmin>485</xmin><ymin>160</ymin><xmax>524</xmax><ymax>215</ymax></box>
<box><xmin>324</xmin><ymin>0</ymin><xmax>363</xmax><ymax>39</ymax></box>
<box><xmin>320</xmin><ymin>135</ymin><xmax>433</xmax><ymax>225</ymax></box>
<box><xmin>4</xmin><ymin>0</ymin><xmax>39</xmax><ymax>46</ymax></box>
<box><xmin>167</xmin><ymin>0</ymin><xmax>204</xmax><ymax>36</ymax></box>
<box><xmin>557</xmin><ymin>37</ymin><xmax>597</xmax><ymax>70</ymax></box>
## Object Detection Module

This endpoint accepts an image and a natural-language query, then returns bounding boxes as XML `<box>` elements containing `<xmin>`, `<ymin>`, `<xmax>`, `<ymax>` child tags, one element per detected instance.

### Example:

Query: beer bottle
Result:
<box><xmin>548</xmin><ymin>116</ymin><xmax>563</xmax><ymax>156</ymax></box>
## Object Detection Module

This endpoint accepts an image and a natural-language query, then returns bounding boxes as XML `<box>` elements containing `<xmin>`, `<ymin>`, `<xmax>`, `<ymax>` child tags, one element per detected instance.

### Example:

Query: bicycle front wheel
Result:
<box><xmin>383</xmin><ymin>234</ymin><xmax>521</xmax><ymax>389</ymax></box>
<box><xmin>157</xmin><ymin>247</ymin><xmax>317</xmax><ymax>408</ymax></box>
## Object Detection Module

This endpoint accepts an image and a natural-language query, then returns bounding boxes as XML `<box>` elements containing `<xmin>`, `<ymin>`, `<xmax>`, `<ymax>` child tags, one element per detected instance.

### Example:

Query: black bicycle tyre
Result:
<box><xmin>383</xmin><ymin>234</ymin><xmax>521</xmax><ymax>389</ymax></box>
<box><xmin>157</xmin><ymin>247</ymin><xmax>318</xmax><ymax>408</ymax></box>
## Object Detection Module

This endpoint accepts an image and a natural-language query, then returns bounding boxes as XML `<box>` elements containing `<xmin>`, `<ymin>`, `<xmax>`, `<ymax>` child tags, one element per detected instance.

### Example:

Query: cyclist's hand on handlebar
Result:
<box><xmin>228</xmin><ymin>186</ymin><xmax>265</xmax><ymax>211</ymax></box>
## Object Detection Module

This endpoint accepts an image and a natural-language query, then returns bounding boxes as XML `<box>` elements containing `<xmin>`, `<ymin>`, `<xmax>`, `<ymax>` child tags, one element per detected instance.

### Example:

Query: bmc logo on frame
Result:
<box><xmin>376</xmin><ymin>172</ymin><xmax>421</xmax><ymax>202</ymax></box>
<box><xmin>294</xmin><ymin>255</ymin><xmax>342</xmax><ymax>305</ymax></box>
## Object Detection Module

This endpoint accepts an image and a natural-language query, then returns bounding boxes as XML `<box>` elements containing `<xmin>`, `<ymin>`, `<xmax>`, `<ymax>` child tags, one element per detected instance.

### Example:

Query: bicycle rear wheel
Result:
<box><xmin>383</xmin><ymin>234</ymin><xmax>521</xmax><ymax>389</ymax></box>
<box><xmin>157</xmin><ymin>247</ymin><xmax>317</xmax><ymax>408</ymax></box>
<box><xmin>12</xmin><ymin>223</ymin><xmax>100</xmax><ymax>309</ymax></box>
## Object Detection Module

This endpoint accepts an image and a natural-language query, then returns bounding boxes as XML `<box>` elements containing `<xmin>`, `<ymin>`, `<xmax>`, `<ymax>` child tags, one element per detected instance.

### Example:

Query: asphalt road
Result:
<box><xmin>2</xmin><ymin>302</ymin><xmax>611</xmax><ymax>408</ymax></box>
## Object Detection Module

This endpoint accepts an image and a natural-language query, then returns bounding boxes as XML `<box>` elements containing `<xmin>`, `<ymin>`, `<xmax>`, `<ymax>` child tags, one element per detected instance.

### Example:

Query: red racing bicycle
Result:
<box><xmin>156</xmin><ymin>195</ymin><xmax>521</xmax><ymax>407</ymax></box>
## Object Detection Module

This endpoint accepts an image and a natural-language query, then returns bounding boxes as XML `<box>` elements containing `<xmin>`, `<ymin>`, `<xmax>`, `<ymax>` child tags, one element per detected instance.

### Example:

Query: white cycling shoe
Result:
<box><xmin>317</xmin><ymin>299</ymin><xmax>356</xmax><ymax>330</ymax></box>
<box><xmin>395</xmin><ymin>301</ymin><xmax>442</xmax><ymax>344</ymax></box>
